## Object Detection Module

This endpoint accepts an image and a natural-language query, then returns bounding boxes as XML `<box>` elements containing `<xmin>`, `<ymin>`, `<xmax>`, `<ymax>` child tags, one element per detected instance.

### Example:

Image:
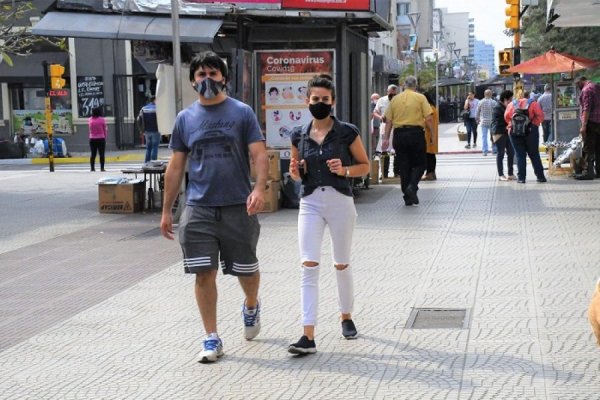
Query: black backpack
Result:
<box><xmin>510</xmin><ymin>100</ymin><xmax>531</xmax><ymax>137</ymax></box>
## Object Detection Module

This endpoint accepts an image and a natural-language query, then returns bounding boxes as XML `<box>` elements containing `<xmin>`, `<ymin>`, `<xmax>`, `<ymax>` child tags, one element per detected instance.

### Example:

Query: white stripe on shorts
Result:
<box><xmin>183</xmin><ymin>256</ymin><xmax>212</xmax><ymax>269</ymax></box>
<box><xmin>232</xmin><ymin>262</ymin><xmax>259</xmax><ymax>273</ymax></box>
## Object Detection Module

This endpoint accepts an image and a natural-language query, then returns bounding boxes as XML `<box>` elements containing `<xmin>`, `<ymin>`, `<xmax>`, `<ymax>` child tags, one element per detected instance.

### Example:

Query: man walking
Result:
<box><xmin>382</xmin><ymin>76</ymin><xmax>433</xmax><ymax>206</ymax></box>
<box><xmin>137</xmin><ymin>96</ymin><xmax>161</xmax><ymax>163</ymax></box>
<box><xmin>160</xmin><ymin>51</ymin><xmax>269</xmax><ymax>363</ymax></box>
<box><xmin>574</xmin><ymin>76</ymin><xmax>600</xmax><ymax>180</ymax></box>
<box><xmin>537</xmin><ymin>84</ymin><xmax>553</xmax><ymax>143</ymax></box>
<box><xmin>476</xmin><ymin>89</ymin><xmax>497</xmax><ymax>156</ymax></box>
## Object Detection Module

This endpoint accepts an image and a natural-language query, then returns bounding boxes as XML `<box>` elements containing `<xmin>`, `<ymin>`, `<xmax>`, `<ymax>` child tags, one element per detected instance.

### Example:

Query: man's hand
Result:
<box><xmin>247</xmin><ymin>187</ymin><xmax>265</xmax><ymax>215</ymax></box>
<box><xmin>382</xmin><ymin>137</ymin><xmax>390</xmax><ymax>151</ymax></box>
<box><xmin>160</xmin><ymin>211</ymin><xmax>174</xmax><ymax>240</ymax></box>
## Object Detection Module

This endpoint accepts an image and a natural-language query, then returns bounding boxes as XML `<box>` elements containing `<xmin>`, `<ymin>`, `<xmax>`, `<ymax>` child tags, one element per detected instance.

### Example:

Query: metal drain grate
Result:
<box><xmin>405</xmin><ymin>308</ymin><xmax>470</xmax><ymax>329</ymax></box>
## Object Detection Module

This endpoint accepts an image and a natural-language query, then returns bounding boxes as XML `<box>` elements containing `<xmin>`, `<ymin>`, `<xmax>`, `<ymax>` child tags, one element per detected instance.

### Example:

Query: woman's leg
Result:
<box><xmin>506</xmin><ymin>137</ymin><xmax>515</xmax><ymax>177</ymax></box>
<box><xmin>298</xmin><ymin>193</ymin><xmax>326</xmax><ymax>339</ymax></box>
<box><xmin>472</xmin><ymin>121</ymin><xmax>479</xmax><ymax>146</ymax></box>
<box><xmin>465</xmin><ymin>120</ymin><xmax>473</xmax><ymax>146</ymax></box>
<box><xmin>99</xmin><ymin>139</ymin><xmax>106</xmax><ymax>170</ymax></box>
<box><xmin>89</xmin><ymin>140</ymin><xmax>98</xmax><ymax>171</ymax></box>
<box><xmin>323</xmin><ymin>189</ymin><xmax>357</xmax><ymax>321</ymax></box>
<box><xmin>496</xmin><ymin>135</ymin><xmax>506</xmax><ymax>176</ymax></box>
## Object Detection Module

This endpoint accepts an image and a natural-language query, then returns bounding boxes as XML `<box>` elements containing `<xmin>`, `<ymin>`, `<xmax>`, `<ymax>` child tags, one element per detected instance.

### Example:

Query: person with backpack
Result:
<box><xmin>504</xmin><ymin>91</ymin><xmax>547</xmax><ymax>183</ymax></box>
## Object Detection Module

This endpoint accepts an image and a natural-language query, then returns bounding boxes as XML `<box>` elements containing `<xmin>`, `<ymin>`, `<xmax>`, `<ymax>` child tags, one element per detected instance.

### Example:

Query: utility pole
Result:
<box><xmin>433</xmin><ymin>31</ymin><xmax>441</xmax><ymax>111</ymax></box>
<box><xmin>171</xmin><ymin>0</ymin><xmax>183</xmax><ymax>114</ymax></box>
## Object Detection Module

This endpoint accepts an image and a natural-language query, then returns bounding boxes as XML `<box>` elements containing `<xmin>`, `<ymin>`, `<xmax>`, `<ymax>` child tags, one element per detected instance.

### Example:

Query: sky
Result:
<box><xmin>434</xmin><ymin>0</ymin><xmax>513</xmax><ymax>54</ymax></box>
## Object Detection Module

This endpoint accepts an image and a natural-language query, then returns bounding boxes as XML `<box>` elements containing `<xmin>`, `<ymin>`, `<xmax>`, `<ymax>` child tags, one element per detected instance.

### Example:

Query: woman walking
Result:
<box><xmin>491</xmin><ymin>90</ymin><xmax>516</xmax><ymax>181</ymax></box>
<box><xmin>287</xmin><ymin>74</ymin><xmax>369</xmax><ymax>354</ymax></box>
<box><xmin>88</xmin><ymin>107</ymin><xmax>107</xmax><ymax>171</ymax></box>
<box><xmin>422</xmin><ymin>92</ymin><xmax>439</xmax><ymax>181</ymax></box>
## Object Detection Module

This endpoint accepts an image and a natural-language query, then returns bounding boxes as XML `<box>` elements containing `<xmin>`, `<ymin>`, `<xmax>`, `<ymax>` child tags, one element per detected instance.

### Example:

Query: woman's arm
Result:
<box><xmin>346</xmin><ymin>136</ymin><xmax>370</xmax><ymax>177</ymax></box>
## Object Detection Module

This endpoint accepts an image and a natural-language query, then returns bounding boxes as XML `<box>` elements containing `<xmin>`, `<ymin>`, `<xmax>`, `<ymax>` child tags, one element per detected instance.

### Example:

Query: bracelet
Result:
<box><xmin>345</xmin><ymin>167</ymin><xmax>350</xmax><ymax>178</ymax></box>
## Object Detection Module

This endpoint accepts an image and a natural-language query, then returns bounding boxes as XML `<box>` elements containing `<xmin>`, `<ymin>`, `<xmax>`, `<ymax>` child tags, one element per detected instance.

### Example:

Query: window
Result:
<box><xmin>397</xmin><ymin>2</ymin><xmax>410</xmax><ymax>16</ymax></box>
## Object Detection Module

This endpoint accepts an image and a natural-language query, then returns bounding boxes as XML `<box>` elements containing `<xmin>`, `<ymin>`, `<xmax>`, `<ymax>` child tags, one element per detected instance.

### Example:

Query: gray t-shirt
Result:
<box><xmin>170</xmin><ymin>97</ymin><xmax>264</xmax><ymax>206</ymax></box>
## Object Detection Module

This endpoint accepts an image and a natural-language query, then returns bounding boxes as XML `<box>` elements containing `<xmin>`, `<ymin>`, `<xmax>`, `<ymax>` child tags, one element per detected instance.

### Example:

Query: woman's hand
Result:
<box><xmin>289</xmin><ymin>157</ymin><xmax>305</xmax><ymax>181</ymax></box>
<box><xmin>326</xmin><ymin>158</ymin><xmax>344</xmax><ymax>176</ymax></box>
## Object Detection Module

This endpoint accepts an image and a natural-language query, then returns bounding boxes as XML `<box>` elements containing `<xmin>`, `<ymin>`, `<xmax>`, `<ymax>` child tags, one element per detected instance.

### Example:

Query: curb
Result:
<box><xmin>1</xmin><ymin>154</ymin><xmax>144</xmax><ymax>166</ymax></box>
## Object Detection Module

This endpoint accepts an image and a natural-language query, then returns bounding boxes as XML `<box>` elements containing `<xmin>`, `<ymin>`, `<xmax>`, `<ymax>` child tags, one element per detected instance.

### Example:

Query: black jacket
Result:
<box><xmin>490</xmin><ymin>102</ymin><xmax>507</xmax><ymax>135</ymax></box>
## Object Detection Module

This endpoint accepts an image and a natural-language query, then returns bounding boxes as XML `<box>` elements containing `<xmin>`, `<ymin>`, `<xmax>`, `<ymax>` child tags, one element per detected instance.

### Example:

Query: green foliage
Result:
<box><xmin>520</xmin><ymin>0</ymin><xmax>600</xmax><ymax>80</ymax></box>
<box><xmin>0</xmin><ymin>1</ymin><xmax>65</xmax><ymax>66</ymax></box>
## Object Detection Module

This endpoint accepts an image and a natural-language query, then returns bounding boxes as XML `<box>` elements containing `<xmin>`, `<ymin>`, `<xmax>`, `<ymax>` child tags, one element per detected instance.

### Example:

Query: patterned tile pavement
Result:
<box><xmin>0</xmin><ymin>149</ymin><xmax>599</xmax><ymax>399</ymax></box>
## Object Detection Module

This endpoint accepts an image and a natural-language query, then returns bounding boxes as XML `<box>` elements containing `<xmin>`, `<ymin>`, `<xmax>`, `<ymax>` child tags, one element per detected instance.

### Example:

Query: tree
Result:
<box><xmin>520</xmin><ymin>0</ymin><xmax>600</xmax><ymax>80</ymax></box>
<box><xmin>0</xmin><ymin>1</ymin><xmax>65</xmax><ymax>66</ymax></box>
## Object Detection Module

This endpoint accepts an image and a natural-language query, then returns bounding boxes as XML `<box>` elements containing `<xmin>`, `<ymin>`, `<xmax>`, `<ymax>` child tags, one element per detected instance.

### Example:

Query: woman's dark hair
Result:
<box><xmin>189</xmin><ymin>51</ymin><xmax>228</xmax><ymax>83</ymax></box>
<box><xmin>91</xmin><ymin>107</ymin><xmax>103</xmax><ymax>118</ymax></box>
<box><xmin>423</xmin><ymin>92</ymin><xmax>435</xmax><ymax>106</ymax></box>
<box><xmin>499</xmin><ymin>90</ymin><xmax>513</xmax><ymax>103</ymax></box>
<box><xmin>307</xmin><ymin>73</ymin><xmax>335</xmax><ymax>101</ymax></box>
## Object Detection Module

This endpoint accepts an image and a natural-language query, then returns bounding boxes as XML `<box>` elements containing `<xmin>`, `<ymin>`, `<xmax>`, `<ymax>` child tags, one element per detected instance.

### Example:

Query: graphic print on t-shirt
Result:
<box><xmin>189</xmin><ymin>119</ymin><xmax>236</xmax><ymax>164</ymax></box>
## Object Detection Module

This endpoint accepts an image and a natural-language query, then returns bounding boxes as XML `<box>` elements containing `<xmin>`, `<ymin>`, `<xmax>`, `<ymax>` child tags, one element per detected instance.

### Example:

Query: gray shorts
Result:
<box><xmin>178</xmin><ymin>204</ymin><xmax>260</xmax><ymax>276</ymax></box>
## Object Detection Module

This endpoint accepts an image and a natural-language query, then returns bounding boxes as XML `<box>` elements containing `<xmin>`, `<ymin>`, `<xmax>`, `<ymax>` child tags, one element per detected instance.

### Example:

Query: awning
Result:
<box><xmin>547</xmin><ymin>0</ymin><xmax>600</xmax><ymax>28</ymax></box>
<box><xmin>32</xmin><ymin>11</ymin><xmax>222</xmax><ymax>43</ymax></box>
<box><xmin>0</xmin><ymin>52</ymin><xmax>69</xmax><ymax>83</ymax></box>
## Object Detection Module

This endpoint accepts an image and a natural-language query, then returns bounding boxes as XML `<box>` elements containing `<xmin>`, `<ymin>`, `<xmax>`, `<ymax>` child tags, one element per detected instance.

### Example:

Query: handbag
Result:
<box><xmin>461</xmin><ymin>110</ymin><xmax>470</xmax><ymax>121</ymax></box>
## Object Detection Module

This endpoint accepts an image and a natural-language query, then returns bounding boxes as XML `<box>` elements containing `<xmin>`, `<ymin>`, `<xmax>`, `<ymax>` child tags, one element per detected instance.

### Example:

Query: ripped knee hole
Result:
<box><xmin>334</xmin><ymin>264</ymin><xmax>349</xmax><ymax>270</ymax></box>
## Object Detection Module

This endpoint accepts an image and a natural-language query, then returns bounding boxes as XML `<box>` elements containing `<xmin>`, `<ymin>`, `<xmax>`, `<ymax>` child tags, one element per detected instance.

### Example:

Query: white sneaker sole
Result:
<box><xmin>288</xmin><ymin>346</ymin><xmax>317</xmax><ymax>355</ymax></box>
<box><xmin>198</xmin><ymin>349</ymin><xmax>224</xmax><ymax>363</ymax></box>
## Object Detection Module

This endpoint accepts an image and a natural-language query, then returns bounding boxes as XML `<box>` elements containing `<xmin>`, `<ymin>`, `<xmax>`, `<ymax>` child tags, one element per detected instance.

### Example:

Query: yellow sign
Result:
<box><xmin>498</xmin><ymin>50</ymin><xmax>513</xmax><ymax>76</ymax></box>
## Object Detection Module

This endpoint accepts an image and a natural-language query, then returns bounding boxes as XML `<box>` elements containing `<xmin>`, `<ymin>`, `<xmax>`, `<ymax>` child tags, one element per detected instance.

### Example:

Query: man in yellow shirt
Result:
<box><xmin>382</xmin><ymin>76</ymin><xmax>434</xmax><ymax>206</ymax></box>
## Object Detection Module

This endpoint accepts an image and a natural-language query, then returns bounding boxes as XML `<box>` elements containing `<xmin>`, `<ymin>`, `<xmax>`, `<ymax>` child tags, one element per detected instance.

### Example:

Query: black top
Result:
<box><xmin>491</xmin><ymin>102</ymin><xmax>508</xmax><ymax>135</ymax></box>
<box><xmin>290</xmin><ymin>116</ymin><xmax>359</xmax><ymax>198</ymax></box>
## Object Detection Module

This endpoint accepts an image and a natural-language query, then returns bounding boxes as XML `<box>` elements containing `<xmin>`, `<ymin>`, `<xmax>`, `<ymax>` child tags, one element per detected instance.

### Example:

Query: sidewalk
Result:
<box><xmin>0</xmin><ymin>156</ymin><xmax>598</xmax><ymax>399</ymax></box>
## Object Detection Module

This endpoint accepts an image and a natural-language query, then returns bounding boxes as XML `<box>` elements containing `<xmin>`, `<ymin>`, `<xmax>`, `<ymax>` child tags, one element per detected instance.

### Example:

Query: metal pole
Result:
<box><xmin>408</xmin><ymin>13</ymin><xmax>420</xmax><ymax>77</ymax></box>
<box><xmin>171</xmin><ymin>0</ymin><xmax>183</xmax><ymax>113</ymax></box>
<box><xmin>433</xmin><ymin>32</ymin><xmax>441</xmax><ymax>111</ymax></box>
<box><xmin>42</xmin><ymin>61</ymin><xmax>54</xmax><ymax>172</ymax></box>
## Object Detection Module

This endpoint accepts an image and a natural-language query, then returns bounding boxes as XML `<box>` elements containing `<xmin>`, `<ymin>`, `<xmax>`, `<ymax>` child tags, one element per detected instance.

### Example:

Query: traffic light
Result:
<box><xmin>49</xmin><ymin>64</ymin><xmax>66</xmax><ymax>89</ymax></box>
<box><xmin>505</xmin><ymin>0</ymin><xmax>520</xmax><ymax>30</ymax></box>
<box><xmin>498</xmin><ymin>50</ymin><xmax>513</xmax><ymax>76</ymax></box>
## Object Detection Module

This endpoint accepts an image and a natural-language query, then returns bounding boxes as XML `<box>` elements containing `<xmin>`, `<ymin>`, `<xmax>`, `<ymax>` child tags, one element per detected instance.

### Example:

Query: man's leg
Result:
<box><xmin>151</xmin><ymin>132</ymin><xmax>160</xmax><ymax>161</ymax></box>
<box><xmin>238</xmin><ymin>272</ymin><xmax>260</xmax><ymax>309</ymax></box>
<box><xmin>144</xmin><ymin>133</ymin><xmax>152</xmax><ymax>163</ymax></box>
<box><xmin>481</xmin><ymin>125</ymin><xmax>489</xmax><ymax>154</ymax></box>
<box><xmin>195</xmin><ymin>269</ymin><xmax>219</xmax><ymax>334</ymax></box>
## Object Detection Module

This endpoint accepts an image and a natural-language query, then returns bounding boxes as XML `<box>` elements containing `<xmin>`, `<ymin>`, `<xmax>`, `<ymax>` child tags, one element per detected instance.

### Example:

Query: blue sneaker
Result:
<box><xmin>198</xmin><ymin>333</ymin><xmax>223</xmax><ymax>363</ymax></box>
<box><xmin>242</xmin><ymin>300</ymin><xmax>261</xmax><ymax>340</ymax></box>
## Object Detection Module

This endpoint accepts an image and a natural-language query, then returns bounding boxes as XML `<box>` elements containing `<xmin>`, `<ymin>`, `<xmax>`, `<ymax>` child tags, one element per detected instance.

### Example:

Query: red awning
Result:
<box><xmin>507</xmin><ymin>49</ymin><xmax>600</xmax><ymax>74</ymax></box>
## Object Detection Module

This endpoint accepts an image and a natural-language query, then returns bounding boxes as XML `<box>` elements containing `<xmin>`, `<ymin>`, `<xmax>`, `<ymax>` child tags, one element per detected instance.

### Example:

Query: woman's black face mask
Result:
<box><xmin>308</xmin><ymin>102</ymin><xmax>332</xmax><ymax>120</ymax></box>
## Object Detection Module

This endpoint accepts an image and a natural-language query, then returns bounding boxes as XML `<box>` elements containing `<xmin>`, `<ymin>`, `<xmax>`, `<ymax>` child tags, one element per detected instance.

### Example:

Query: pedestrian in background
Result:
<box><xmin>137</xmin><ymin>95</ymin><xmax>160</xmax><ymax>163</ymax></box>
<box><xmin>491</xmin><ymin>90</ymin><xmax>516</xmax><ymax>181</ymax></box>
<box><xmin>383</xmin><ymin>75</ymin><xmax>434</xmax><ymax>206</ymax></box>
<box><xmin>574</xmin><ymin>76</ymin><xmax>600</xmax><ymax>180</ymax></box>
<box><xmin>463</xmin><ymin>91</ymin><xmax>479</xmax><ymax>149</ymax></box>
<box><xmin>88</xmin><ymin>107</ymin><xmax>107</xmax><ymax>172</ymax></box>
<box><xmin>373</xmin><ymin>84</ymin><xmax>398</xmax><ymax>178</ymax></box>
<box><xmin>505</xmin><ymin>90</ymin><xmax>547</xmax><ymax>183</ymax></box>
<box><xmin>476</xmin><ymin>89</ymin><xmax>497</xmax><ymax>156</ymax></box>
<box><xmin>370</xmin><ymin>92</ymin><xmax>381</xmax><ymax>155</ymax></box>
<box><xmin>287</xmin><ymin>73</ymin><xmax>369</xmax><ymax>355</ymax></box>
<box><xmin>160</xmin><ymin>51</ymin><xmax>268</xmax><ymax>364</ymax></box>
<box><xmin>422</xmin><ymin>92</ymin><xmax>438</xmax><ymax>181</ymax></box>
<box><xmin>537</xmin><ymin>84</ymin><xmax>553</xmax><ymax>143</ymax></box>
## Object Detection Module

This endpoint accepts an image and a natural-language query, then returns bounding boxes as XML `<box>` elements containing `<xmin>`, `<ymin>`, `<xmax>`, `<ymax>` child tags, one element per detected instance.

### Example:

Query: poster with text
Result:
<box><xmin>257</xmin><ymin>49</ymin><xmax>334</xmax><ymax>148</ymax></box>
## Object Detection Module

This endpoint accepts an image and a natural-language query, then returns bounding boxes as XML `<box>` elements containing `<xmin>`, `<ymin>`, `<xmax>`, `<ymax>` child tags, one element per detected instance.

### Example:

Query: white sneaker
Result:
<box><xmin>198</xmin><ymin>333</ymin><xmax>223</xmax><ymax>363</ymax></box>
<box><xmin>499</xmin><ymin>175</ymin><xmax>509</xmax><ymax>181</ymax></box>
<box><xmin>242</xmin><ymin>300</ymin><xmax>261</xmax><ymax>340</ymax></box>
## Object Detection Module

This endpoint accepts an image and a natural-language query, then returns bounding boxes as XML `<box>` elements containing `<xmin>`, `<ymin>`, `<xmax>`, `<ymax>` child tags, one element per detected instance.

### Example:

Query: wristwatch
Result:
<box><xmin>345</xmin><ymin>167</ymin><xmax>350</xmax><ymax>178</ymax></box>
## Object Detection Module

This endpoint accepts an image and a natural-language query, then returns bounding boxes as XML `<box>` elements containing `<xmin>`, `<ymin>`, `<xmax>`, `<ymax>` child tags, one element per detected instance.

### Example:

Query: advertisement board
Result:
<box><xmin>184</xmin><ymin>0</ymin><xmax>280</xmax><ymax>5</ymax></box>
<box><xmin>282</xmin><ymin>0</ymin><xmax>370</xmax><ymax>10</ymax></box>
<box><xmin>256</xmin><ymin>49</ymin><xmax>334</xmax><ymax>148</ymax></box>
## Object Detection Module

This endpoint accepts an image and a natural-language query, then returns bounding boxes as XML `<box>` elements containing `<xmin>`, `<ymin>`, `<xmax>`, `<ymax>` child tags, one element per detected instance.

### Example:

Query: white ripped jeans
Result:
<box><xmin>298</xmin><ymin>186</ymin><xmax>357</xmax><ymax>326</ymax></box>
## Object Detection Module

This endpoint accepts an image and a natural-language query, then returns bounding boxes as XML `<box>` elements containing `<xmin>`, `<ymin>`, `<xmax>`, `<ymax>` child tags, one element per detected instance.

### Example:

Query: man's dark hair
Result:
<box><xmin>499</xmin><ymin>90</ymin><xmax>513</xmax><ymax>103</ymax></box>
<box><xmin>307</xmin><ymin>74</ymin><xmax>335</xmax><ymax>100</ymax></box>
<box><xmin>91</xmin><ymin>107</ymin><xmax>103</xmax><ymax>118</ymax></box>
<box><xmin>189</xmin><ymin>51</ymin><xmax>228</xmax><ymax>83</ymax></box>
<box><xmin>522</xmin><ymin>90</ymin><xmax>531</xmax><ymax>99</ymax></box>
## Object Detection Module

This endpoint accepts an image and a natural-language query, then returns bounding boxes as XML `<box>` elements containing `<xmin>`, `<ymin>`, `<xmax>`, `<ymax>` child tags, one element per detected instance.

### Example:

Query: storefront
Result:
<box><xmin>22</xmin><ymin>0</ymin><xmax>392</xmax><ymax>154</ymax></box>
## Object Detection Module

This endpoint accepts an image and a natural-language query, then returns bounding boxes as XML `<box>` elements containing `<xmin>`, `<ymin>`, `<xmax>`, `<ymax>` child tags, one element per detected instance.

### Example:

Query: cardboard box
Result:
<box><xmin>98</xmin><ymin>182</ymin><xmax>145</xmax><ymax>214</ymax></box>
<box><xmin>251</xmin><ymin>149</ymin><xmax>281</xmax><ymax>181</ymax></box>
<box><xmin>260</xmin><ymin>180</ymin><xmax>280</xmax><ymax>213</ymax></box>
<box><xmin>370</xmin><ymin>159</ymin><xmax>380</xmax><ymax>185</ymax></box>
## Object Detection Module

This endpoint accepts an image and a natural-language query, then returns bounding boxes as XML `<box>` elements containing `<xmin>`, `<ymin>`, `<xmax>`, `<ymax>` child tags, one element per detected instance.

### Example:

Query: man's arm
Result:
<box><xmin>247</xmin><ymin>141</ymin><xmax>268</xmax><ymax>215</ymax></box>
<box><xmin>161</xmin><ymin>151</ymin><xmax>188</xmax><ymax>240</ymax></box>
<box><xmin>580</xmin><ymin>91</ymin><xmax>591</xmax><ymax>135</ymax></box>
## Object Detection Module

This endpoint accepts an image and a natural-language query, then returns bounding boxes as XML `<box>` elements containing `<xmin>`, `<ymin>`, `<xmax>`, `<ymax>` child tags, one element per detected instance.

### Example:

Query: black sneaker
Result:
<box><xmin>536</xmin><ymin>177</ymin><xmax>547</xmax><ymax>183</ymax></box>
<box><xmin>288</xmin><ymin>335</ymin><xmax>316</xmax><ymax>355</ymax></box>
<box><xmin>341</xmin><ymin>319</ymin><xmax>358</xmax><ymax>339</ymax></box>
